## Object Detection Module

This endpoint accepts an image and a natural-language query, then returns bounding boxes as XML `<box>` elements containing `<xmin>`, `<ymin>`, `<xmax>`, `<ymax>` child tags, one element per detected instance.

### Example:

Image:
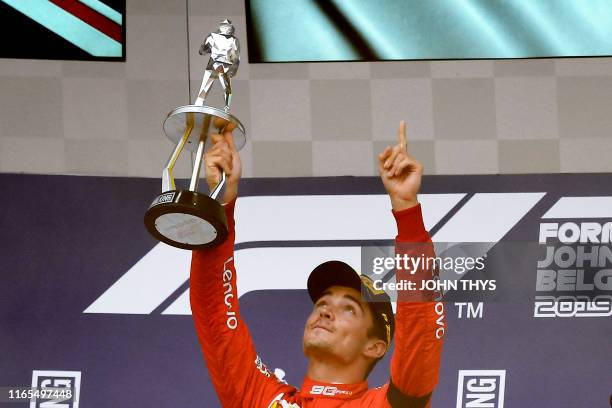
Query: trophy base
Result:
<box><xmin>144</xmin><ymin>190</ymin><xmax>228</xmax><ymax>250</ymax></box>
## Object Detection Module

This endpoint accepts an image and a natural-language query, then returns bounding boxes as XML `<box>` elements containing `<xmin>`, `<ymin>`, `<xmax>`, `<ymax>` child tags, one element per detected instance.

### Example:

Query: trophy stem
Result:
<box><xmin>189</xmin><ymin>139</ymin><xmax>206</xmax><ymax>191</ymax></box>
<box><xmin>162</xmin><ymin>114</ymin><xmax>194</xmax><ymax>192</ymax></box>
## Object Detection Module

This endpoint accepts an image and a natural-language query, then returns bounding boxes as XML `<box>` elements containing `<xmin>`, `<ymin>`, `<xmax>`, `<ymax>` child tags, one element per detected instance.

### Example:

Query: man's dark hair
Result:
<box><xmin>364</xmin><ymin>306</ymin><xmax>389</xmax><ymax>378</ymax></box>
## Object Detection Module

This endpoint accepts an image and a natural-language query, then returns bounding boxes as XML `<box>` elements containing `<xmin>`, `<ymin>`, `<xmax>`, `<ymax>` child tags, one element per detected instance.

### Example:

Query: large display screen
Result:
<box><xmin>0</xmin><ymin>0</ymin><xmax>125</xmax><ymax>61</ymax></box>
<box><xmin>246</xmin><ymin>0</ymin><xmax>612</xmax><ymax>62</ymax></box>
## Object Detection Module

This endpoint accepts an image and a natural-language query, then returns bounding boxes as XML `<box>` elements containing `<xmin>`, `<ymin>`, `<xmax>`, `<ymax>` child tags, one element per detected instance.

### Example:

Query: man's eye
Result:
<box><xmin>344</xmin><ymin>305</ymin><xmax>355</xmax><ymax>314</ymax></box>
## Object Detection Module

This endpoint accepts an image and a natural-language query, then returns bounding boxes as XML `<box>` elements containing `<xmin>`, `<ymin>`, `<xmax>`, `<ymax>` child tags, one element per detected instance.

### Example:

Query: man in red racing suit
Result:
<box><xmin>190</xmin><ymin>122</ymin><xmax>445</xmax><ymax>407</ymax></box>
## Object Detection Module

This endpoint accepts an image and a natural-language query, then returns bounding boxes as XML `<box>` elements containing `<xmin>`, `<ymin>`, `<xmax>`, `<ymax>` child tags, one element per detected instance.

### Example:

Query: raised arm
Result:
<box><xmin>378</xmin><ymin>121</ymin><xmax>445</xmax><ymax>407</ymax></box>
<box><xmin>198</xmin><ymin>33</ymin><xmax>213</xmax><ymax>55</ymax></box>
<box><xmin>190</xmin><ymin>126</ymin><xmax>289</xmax><ymax>407</ymax></box>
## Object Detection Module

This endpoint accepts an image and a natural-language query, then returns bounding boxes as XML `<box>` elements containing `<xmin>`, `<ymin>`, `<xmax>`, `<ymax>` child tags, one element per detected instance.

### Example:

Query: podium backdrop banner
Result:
<box><xmin>1</xmin><ymin>173</ymin><xmax>610</xmax><ymax>407</ymax></box>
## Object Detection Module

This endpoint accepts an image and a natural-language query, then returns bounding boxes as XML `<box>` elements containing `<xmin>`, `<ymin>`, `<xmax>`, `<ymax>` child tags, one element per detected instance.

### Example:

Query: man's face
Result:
<box><xmin>303</xmin><ymin>286</ymin><xmax>376</xmax><ymax>363</ymax></box>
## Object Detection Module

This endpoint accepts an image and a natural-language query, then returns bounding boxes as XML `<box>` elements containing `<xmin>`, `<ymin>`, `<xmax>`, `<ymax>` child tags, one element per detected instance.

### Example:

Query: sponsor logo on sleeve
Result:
<box><xmin>223</xmin><ymin>256</ymin><xmax>238</xmax><ymax>329</ymax></box>
<box><xmin>274</xmin><ymin>368</ymin><xmax>288</xmax><ymax>384</ymax></box>
<box><xmin>254</xmin><ymin>355</ymin><xmax>272</xmax><ymax>378</ymax></box>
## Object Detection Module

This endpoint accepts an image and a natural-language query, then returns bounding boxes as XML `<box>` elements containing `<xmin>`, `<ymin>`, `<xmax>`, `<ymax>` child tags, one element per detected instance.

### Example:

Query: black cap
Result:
<box><xmin>307</xmin><ymin>260</ymin><xmax>395</xmax><ymax>345</ymax></box>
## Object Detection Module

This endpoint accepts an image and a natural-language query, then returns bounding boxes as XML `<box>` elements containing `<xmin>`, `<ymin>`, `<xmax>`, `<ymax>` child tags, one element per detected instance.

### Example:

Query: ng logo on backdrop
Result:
<box><xmin>30</xmin><ymin>370</ymin><xmax>81</xmax><ymax>408</ymax></box>
<box><xmin>456</xmin><ymin>370</ymin><xmax>505</xmax><ymax>408</ymax></box>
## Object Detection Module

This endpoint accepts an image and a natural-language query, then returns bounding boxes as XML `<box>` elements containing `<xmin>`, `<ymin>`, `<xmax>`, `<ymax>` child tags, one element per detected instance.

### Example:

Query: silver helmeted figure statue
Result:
<box><xmin>195</xmin><ymin>19</ymin><xmax>240</xmax><ymax>112</ymax></box>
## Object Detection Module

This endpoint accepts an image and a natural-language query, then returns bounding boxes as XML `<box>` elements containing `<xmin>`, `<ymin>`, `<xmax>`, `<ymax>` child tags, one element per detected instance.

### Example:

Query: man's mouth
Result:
<box><xmin>311</xmin><ymin>323</ymin><xmax>333</xmax><ymax>333</ymax></box>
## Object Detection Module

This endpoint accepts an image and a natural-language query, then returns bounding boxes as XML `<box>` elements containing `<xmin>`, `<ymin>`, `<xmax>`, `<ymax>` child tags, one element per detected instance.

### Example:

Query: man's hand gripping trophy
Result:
<box><xmin>204</xmin><ymin>121</ymin><xmax>241</xmax><ymax>205</ymax></box>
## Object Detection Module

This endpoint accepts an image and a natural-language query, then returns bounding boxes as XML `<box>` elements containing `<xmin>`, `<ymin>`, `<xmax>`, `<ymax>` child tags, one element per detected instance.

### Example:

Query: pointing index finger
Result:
<box><xmin>397</xmin><ymin>120</ymin><xmax>407</xmax><ymax>152</ymax></box>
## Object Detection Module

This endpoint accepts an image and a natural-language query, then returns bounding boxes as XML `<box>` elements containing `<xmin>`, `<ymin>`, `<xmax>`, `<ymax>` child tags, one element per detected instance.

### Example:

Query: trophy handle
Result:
<box><xmin>162</xmin><ymin>114</ymin><xmax>194</xmax><ymax>193</ymax></box>
<box><xmin>209</xmin><ymin>170</ymin><xmax>226</xmax><ymax>200</ymax></box>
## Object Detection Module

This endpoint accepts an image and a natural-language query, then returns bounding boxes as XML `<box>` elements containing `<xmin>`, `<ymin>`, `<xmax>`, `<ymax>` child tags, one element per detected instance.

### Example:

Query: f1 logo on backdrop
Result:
<box><xmin>30</xmin><ymin>370</ymin><xmax>81</xmax><ymax>408</ymax></box>
<box><xmin>456</xmin><ymin>370</ymin><xmax>505</xmax><ymax>408</ymax></box>
<box><xmin>83</xmin><ymin>193</ymin><xmax>611</xmax><ymax>317</ymax></box>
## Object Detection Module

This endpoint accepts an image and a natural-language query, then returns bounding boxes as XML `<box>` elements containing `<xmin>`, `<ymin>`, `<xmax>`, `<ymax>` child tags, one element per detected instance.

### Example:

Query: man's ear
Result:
<box><xmin>363</xmin><ymin>338</ymin><xmax>387</xmax><ymax>360</ymax></box>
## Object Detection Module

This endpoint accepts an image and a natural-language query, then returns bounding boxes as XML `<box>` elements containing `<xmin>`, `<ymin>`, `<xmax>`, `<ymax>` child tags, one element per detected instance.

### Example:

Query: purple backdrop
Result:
<box><xmin>1</xmin><ymin>173</ymin><xmax>610</xmax><ymax>407</ymax></box>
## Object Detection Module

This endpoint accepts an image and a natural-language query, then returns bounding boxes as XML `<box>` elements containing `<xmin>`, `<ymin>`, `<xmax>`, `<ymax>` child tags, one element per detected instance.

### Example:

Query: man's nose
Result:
<box><xmin>319</xmin><ymin>306</ymin><xmax>334</xmax><ymax>320</ymax></box>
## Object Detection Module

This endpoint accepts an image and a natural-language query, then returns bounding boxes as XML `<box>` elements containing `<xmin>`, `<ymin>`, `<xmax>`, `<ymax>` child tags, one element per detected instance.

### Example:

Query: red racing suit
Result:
<box><xmin>190</xmin><ymin>199</ymin><xmax>445</xmax><ymax>407</ymax></box>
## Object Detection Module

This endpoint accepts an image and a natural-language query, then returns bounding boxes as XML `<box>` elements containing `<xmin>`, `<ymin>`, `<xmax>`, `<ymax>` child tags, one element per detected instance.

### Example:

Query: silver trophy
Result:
<box><xmin>144</xmin><ymin>19</ymin><xmax>245</xmax><ymax>250</ymax></box>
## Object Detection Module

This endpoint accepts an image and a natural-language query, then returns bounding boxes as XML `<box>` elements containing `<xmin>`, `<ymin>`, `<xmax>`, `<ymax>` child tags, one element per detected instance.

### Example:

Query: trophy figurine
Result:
<box><xmin>144</xmin><ymin>19</ymin><xmax>245</xmax><ymax>250</ymax></box>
